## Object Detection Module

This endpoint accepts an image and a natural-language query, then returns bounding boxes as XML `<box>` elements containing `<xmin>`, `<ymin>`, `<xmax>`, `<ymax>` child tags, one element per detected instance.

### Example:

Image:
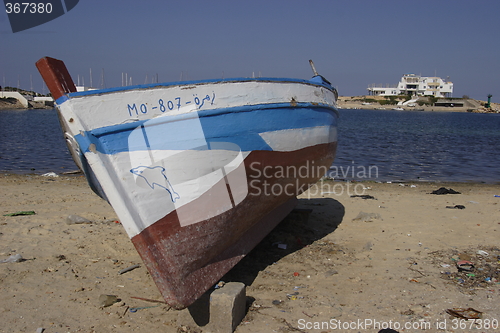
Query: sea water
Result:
<box><xmin>332</xmin><ymin>109</ymin><xmax>500</xmax><ymax>183</ymax></box>
<box><xmin>0</xmin><ymin>109</ymin><xmax>74</xmax><ymax>174</ymax></box>
<box><xmin>0</xmin><ymin>108</ymin><xmax>499</xmax><ymax>183</ymax></box>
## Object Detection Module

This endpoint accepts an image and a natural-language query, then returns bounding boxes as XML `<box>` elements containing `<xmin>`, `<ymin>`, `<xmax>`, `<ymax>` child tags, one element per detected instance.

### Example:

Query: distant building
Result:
<box><xmin>76</xmin><ymin>86</ymin><xmax>98</xmax><ymax>92</ymax></box>
<box><xmin>367</xmin><ymin>74</ymin><xmax>453</xmax><ymax>97</ymax></box>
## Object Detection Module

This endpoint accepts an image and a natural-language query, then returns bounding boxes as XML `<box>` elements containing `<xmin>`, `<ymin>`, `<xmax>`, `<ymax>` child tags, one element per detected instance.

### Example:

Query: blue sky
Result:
<box><xmin>1</xmin><ymin>0</ymin><xmax>499</xmax><ymax>101</ymax></box>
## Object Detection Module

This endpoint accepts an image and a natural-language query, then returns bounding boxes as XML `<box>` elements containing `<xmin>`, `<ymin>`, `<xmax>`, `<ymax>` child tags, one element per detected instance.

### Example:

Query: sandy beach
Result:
<box><xmin>1</xmin><ymin>173</ymin><xmax>499</xmax><ymax>332</ymax></box>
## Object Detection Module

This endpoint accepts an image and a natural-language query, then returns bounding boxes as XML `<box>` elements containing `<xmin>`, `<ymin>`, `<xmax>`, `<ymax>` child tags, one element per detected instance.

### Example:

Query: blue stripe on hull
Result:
<box><xmin>74</xmin><ymin>103</ymin><xmax>338</xmax><ymax>155</ymax></box>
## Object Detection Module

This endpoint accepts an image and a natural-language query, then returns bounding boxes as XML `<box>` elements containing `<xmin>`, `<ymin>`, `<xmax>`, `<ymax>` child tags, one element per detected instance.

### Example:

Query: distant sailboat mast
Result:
<box><xmin>100</xmin><ymin>69</ymin><xmax>106</xmax><ymax>89</ymax></box>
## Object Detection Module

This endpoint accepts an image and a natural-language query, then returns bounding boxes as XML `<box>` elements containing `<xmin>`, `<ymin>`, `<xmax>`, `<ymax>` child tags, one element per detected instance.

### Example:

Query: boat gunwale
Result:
<box><xmin>59</xmin><ymin>77</ymin><xmax>336</xmax><ymax>102</ymax></box>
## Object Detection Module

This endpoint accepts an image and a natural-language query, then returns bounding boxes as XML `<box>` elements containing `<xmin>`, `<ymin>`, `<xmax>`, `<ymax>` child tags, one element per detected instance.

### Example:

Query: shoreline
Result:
<box><xmin>2</xmin><ymin>170</ymin><xmax>499</xmax><ymax>186</ymax></box>
<box><xmin>338</xmin><ymin>95</ymin><xmax>500</xmax><ymax>113</ymax></box>
<box><xmin>1</xmin><ymin>174</ymin><xmax>499</xmax><ymax>332</ymax></box>
<box><xmin>0</xmin><ymin>99</ymin><xmax>53</xmax><ymax>110</ymax></box>
<box><xmin>2</xmin><ymin>96</ymin><xmax>499</xmax><ymax>113</ymax></box>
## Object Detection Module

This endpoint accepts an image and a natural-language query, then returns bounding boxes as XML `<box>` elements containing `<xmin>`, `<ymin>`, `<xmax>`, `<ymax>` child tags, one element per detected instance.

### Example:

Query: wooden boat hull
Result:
<box><xmin>36</xmin><ymin>57</ymin><xmax>339</xmax><ymax>309</ymax></box>
<box><xmin>132</xmin><ymin>142</ymin><xmax>336</xmax><ymax>308</ymax></box>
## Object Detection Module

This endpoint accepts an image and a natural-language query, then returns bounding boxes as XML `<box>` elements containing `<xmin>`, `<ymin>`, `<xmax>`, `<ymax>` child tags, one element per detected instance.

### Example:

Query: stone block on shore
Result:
<box><xmin>178</xmin><ymin>282</ymin><xmax>246</xmax><ymax>333</ymax></box>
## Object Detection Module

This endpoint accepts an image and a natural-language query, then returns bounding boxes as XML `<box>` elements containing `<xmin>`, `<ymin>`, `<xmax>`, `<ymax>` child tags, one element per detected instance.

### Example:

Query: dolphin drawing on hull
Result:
<box><xmin>130</xmin><ymin>166</ymin><xmax>180</xmax><ymax>202</ymax></box>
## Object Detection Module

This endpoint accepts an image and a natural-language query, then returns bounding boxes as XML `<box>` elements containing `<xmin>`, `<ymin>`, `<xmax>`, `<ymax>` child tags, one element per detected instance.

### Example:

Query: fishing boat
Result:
<box><xmin>36</xmin><ymin>57</ymin><xmax>339</xmax><ymax>309</ymax></box>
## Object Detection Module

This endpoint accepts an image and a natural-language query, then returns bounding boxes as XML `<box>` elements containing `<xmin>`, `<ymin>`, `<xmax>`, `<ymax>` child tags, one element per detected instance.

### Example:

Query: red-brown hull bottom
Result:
<box><xmin>131</xmin><ymin>142</ymin><xmax>337</xmax><ymax>309</ymax></box>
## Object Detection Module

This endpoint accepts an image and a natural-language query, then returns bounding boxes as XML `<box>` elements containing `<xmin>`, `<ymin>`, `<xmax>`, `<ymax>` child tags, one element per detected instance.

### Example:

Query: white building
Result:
<box><xmin>368</xmin><ymin>74</ymin><xmax>453</xmax><ymax>97</ymax></box>
<box><xmin>76</xmin><ymin>86</ymin><xmax>98</xmax><ymax>92</ymax></box>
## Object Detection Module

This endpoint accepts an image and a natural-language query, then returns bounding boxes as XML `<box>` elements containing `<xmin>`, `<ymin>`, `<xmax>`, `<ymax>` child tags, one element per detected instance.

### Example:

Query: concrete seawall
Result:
<box><xmin>0</xmin><ymin>91</ymin><xmax>29</xmax><ymax>108</ymax></box>
<box><xmin>0</xmin><ymin>92</ymin><xmax>54</xmax><ymax>110</ymax></box>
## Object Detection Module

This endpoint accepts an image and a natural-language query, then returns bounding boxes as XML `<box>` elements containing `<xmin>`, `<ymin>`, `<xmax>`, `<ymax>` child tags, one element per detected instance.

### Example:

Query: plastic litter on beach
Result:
<box><xmin>60</xmin><ymin>170</ymin><xmax>82</xmax><ymax>175</ymax></box>
<box><xmin>456</xmin><ymin>260</ymin><xmax>474</xmax><ymax>272</ymax></box>
<box><xmin>277</xmin><ymin>243</ymin><xmax>287</xmax><ymax>250</ymax></box>
<box><xmin>214</xmin><ymin>281</ymin><xmax>225</xmax><ymax>289</ymax></box>
<box><xmin>446</xmin><ymin>205</ymin><xmax>465</xmax><ymax>209</ymax></box>
<box><xmin>65</xmin><ymin>214</ymin><xmax>92</xmax><ymax>225</ymax></box>
<box><xmin>430</xmin><ymin>187</ymin><xmax>461</xmax><ymax>195</ymax></box>
<box><xmin>476</xmin><ymin>250</ymin><xmax>489</xmax><ymax>256</ymax></box>
<box><xmin>286</xmin><ymin>291</ymin><xmax>300</xmax><ymax>300</ymax></box>
<box><xmin>0</xmin><ymin>253</ymin><xmax>24</xmax><ymax>263</ymax></box>
<box><xmin>41</xmin><ymin>172</ymin><xmax>59</xmax><ymax>177</ymax></box>
<box><xmin>3</xmin><ymin>210</ymin><xmax>36</xmax><ymax>216</ymax></box>
<box><xmin>350</xmin><ymin>194</ymin><xmax>376</xmax><ymax>199</ymax></box>
<box><xmin>396</xmin><ymin>183</ymin><xmax>417</xmax><ymax>187</ymax></box>
<box><xmin>435</xmin><ymin>247</ymin><xmax>500</xmax><ymax>290</ymax></box>
<box><xmin>129</xmin><ymin>305</ymin><xmax>160</xmax><ymax>313</ymax></box>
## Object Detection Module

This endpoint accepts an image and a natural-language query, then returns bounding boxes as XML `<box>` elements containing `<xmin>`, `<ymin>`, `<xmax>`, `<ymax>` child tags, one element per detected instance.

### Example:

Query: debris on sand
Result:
<box><xmin>430</xmin><ymin>187</ymin><xmax>461</xmax><ymax>195</ymax></box>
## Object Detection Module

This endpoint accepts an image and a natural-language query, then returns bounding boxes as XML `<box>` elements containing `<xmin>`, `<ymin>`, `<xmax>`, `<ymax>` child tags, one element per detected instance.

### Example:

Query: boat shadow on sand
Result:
<box><xmin>222</xmin><ymin>197</ymin><xmax>345</xmax><ymax>286</ymax></box>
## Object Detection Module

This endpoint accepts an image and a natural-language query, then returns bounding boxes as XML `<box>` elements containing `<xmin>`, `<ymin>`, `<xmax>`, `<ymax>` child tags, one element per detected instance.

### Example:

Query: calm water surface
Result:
<box><xmin>0</xmin><ymin>109</ymin><xmax>75</xmax><ymax>174</ymax></box>
<box><xmin>332</xmin><ymin>109</ymin><xmax>500</xmax><ymax>183</ymax></box>
<box><xmin>1</xmin><ymin>108</ymin><xmax>499</xmax><ymax>183</ymax></box>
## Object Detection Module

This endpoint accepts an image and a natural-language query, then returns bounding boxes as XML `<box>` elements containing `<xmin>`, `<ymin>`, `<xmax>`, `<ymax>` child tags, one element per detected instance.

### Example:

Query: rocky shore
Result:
<box><xmin>338</xmin><ymin>96</ymin><xmax>500</xmax><ymax>113</ymax></box>
<box><xmin>0</xmin><ymin>98</ymin><xmax>53</xmax><ymax>110</ymax></box>
<box><xmin>0</xmin><ymin>97</ymin><xmax>25</xmax><ymax>110</ymax></box>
